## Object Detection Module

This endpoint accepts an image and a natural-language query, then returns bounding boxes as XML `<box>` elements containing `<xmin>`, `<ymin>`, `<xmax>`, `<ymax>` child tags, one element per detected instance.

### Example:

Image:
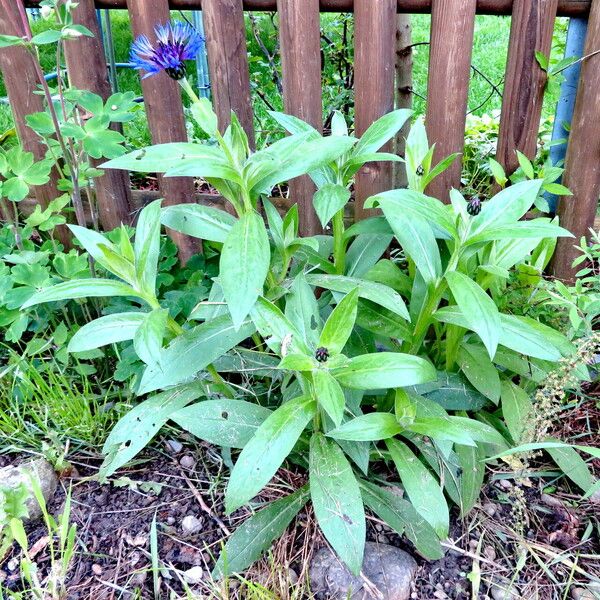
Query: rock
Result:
<box><xmin>572</xmin><ymin>585</ymin><xmax>600</xmax><ymax>600</ymax></box>
<box><xmin>482</xmin><ymin>502</ymin><xmax>497</xmax><ymax>517</ymax></box>
<box><xmin>165</xmin><ymin>439</ymin><xmax>183</xmax><ymax>454</ymax></box>
<box><xmin>490</xmin><ymin>578</ymin><xmax>520</xmax><ymax>600</ymax></box>
<box><xmin>288</xmin><ymin>568</ymin><xmax>299</xmax><ymax>585</ymax></box>
<box><xmin>179</xmin><ymin>455</ymin><xmax>195</xmax><ymax>469</ymax></box>
<box><xmin>181</xmin><ymin>515</ymin><xmax>203</xmax><ymax>535</ymax></box>
<box><xmin>310</xmin><ymin>542</ymin><xmax>417</xmax><ymax>600</ymax></box>
<box><xmin>183</xmin><ymin>566</ymin><xmax>203</xmax><ymax>585</ymax></box>
<box><xmin>0</xmin><ymin>458</ymin><xmax>58</xmax><ymax>522</ymax></box>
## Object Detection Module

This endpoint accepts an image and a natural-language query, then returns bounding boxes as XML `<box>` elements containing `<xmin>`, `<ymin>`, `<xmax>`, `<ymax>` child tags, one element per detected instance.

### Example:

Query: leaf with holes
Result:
<box><xmin>310</xmin><ymin>433</ymin><xmax>365</xmax><ymax>575</ymax></box>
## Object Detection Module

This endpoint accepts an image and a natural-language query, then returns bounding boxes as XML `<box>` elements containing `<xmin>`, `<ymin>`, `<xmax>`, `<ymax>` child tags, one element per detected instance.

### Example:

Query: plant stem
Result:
<box><xmin>332</xmin><ymin>208</ymin><xmax>345</xmax><ymax>274</ymax></box>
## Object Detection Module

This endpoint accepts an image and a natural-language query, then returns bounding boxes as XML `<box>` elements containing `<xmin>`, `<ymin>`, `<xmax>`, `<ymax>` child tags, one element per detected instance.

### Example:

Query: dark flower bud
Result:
<box><xmin>467</xmin><ymin>196</ymin><xmax>482</xmax><ymax>216</ymax></box>
<box><xmin>315</xmin><ymin>347</ymin><xmax>329</xmax><ymax>363</ymax></box>
<box><xmin>416</xmin><ymin>165</ymin><xmax>424</xmax><ymax>176</ymax></box>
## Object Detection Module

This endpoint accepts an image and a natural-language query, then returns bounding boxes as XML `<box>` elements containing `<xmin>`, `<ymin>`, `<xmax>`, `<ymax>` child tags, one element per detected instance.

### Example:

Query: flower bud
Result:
<box><xmin>40</xmin><ymin>6</ymin><xmax>53</xmax><ymax>19</ymax></box>
<box><xmin>467</xmin><ymin>196</ymin><xmax>482</xmax><ymax>216</ymax></box>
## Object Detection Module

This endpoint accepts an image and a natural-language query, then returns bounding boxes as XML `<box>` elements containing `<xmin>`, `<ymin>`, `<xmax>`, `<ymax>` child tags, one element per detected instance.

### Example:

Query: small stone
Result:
<box><xmin>91</xmin><ymin>564</ymin><xmax>103</xmax><ymax>576</ymax></box>
<box><xmin>0</xmin><ymin>458</ymin><xmax>58</xmax><ymax>522</ymax></box>
<box><xmin>132</xmin><ymin>571</ymin><xmax>148</xmax><ymax>585</ymax></box>
<box><xmin>541</xmin><ymin>493</ymin><xmax>564</xmax><ymax>508</ymax></box>
<box><xmin>180</xmin><ymin>455</ymin><xmax>195</xmax><ymax>469</ymax></box>
<box><xmin>183</xmin><ymin>566</ymin><xmax>204</xmax><ymax>585</ymax></box>
<box><xmin>181</xmin><ymin>515</ymin><xmax>203</xmax><ymax>535</ymax></box>
<box><xmin>498</xmin><ymin>479</ymin><xmax>512</xmax><ymax>490</ymax></box>
<box><xmin>310</xmin><ymin>542</ymin><xmax>417</xmax><ymax>600</ymax></box>
<box><xmin>166</xmin><ymin>516</ymin><xmax>176</xmax><ymax>525</ymax></box>
<box><xmin>482</xmin><ymin>502</ymin><xmax>497</xmax><ymax>517</ymax></box>
<box><xmin>490</xmin><ymin>577</ymin><xmax>520</xmax><ymax>600</ymax></box>
<box><xmin>165</xmin><ymin>439</ymin><xmax>183</xmax><ymax>454</ymax></box>
<box><xmin>483</xmin><ymin>546</ymin><xmax>496</xmax><ymax>561</ymax></box>
<box><xmin>288</xmin><ymin>567</ymin><xmax>299</xmax><ymax>585</ymax></box>
<box><xmin>7</xmin><ymin>558</ymin><xmax>19</xmax><ymax>572</ymax></box>
<box><xmin>571</xmin><ymin>587</ymin><xmax>599</xmax><ymax>600</ymax></box>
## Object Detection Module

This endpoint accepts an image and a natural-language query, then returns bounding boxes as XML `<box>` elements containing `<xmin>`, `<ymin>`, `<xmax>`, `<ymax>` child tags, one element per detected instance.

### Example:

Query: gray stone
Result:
<box><xmin>181</xmin><ymin>514</ymin><xmax>203</xmax><ymax>535</ymax></box>
<box><xmin>490</xmin><ymin>578</ymin><xmax>520</xmax><ymax>600</ymax></box>
<box><xmin>183</xmin><ymin>566</ymin><xmax>203</xmax><ymax>585</ymax></box>
<box><xmin>0</xmin><ymin>458</ymin><xmax>58</xmax><ymax>522</ymax></box>
<box><xmin>310</xmin><ymin>542</ymin><xmax>417</xmax><ymax>600</ymax></box>
<box><xmin>572</xmin><ymin>586</ymin><xmax>600</xmax><ymax>600</ymax></box>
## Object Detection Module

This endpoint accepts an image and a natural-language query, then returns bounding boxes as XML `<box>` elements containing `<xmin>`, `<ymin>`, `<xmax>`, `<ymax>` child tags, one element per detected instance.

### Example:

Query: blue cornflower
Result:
<box><xmin>130</xmin><ymin>21</ymin><xmax>204</xmax><ymax>80</ymax></box>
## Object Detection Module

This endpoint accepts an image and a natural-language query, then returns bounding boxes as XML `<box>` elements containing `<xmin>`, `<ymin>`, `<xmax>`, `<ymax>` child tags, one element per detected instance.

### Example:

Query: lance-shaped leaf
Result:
<box><xmin>386</xmin><ymin>439</ymin><xmax>449</xmax><ymax>538</ymax></box>
<box><xmin>500</xmin><ymin>381</ymin><xmax>532</xmax><ymax>443</ymax></box>
<box><xmin>310</xmin><ymin>434</ymin><xmax>365</xmax><ymax>576</ymax></box>
<box><xmin>313</xmin><ymin>183</ymin><xmax>351</xmax><ymax>228</ymax></box>
<box><xmin>333</xmin><ymin>353</ymin><xmax>436</xmax><ymax>390</ymax></box>
<box><xmin>22</xmin><ymin>279</ymin><xmax>143</xmax><ymax>309</ymax></box>
<box><xmin>445</xmin><ymin>271</ymin><xmax>500</xmax><ymax>359</ymax></box>
<box><xmin>220</xmin><ymin>211</ymin><xmax>270</xmax><ymax>330</ymax></box>
<box><xmin>213</xmin><ymin>486</ymin><xmax>310</xmax><ymax>578</ymax></box>
<box><xmin>171</xmin><ymin>399</ymin><xmax>272</xmax><ymax>449</ymax></box>
<box><xmin>313</xmin><ymin>368</ymin><xmax>346</xmax><ymax>427</ymax></box>
<box><xmin>319</xmin><ymin>287</ymin><xmax>359</xmax><ymax>355</ymax></box>
<box><xmin>161</xmin><ymin>204</ymin><xmax>236</xmax><ymax>243</ymax></box>
<box><xmin>68</xmin><ymin>312</ymin><xmax>147</xmax><ymax>352</ymax></box>
<box><xmin>225</xmin><ymin>395</ymin><xmax>316</xmax><ymax>513</ymax></box>
<box><xmin>134</xmin><ymin>309</ymin><xmax>168</xmax><ymax>368</ymax></box>
<box><xmin>134</xmin><ymin>199</ymin><xmax>162</xmax><ymax>295</ymax></box>
<box><xmin>328</xmin><ymin>413</ymin><xmax>402</xmax><ymax>442</ymax></box>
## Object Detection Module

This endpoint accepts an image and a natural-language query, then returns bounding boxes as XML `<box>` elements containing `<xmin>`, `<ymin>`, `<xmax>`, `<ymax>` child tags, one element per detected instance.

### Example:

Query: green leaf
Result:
<box><xmin>100</xmin><ymin>384</ymin><xmax>202</xmax><ymax>477</ymax></box>
<box><xmin>31</xmin><ymin>29</ymin><xmax>63</xmax><ymax>45</ymax></box>
<box><xmin>456</xmin><ymin>444</ymin><xmax>486</xmax><ymax>517</ymax></box>
<box><xmin>345</xmin><ymin>234</ymin><xmax>393</xmax><ymax>278</ymax></box>
<box><xmin>328</xmin><ymin>413</ymin><xmax>402</xmax><ymax>441</ymax></box>
<box><xmin>0</xmin><ymin>34</ymin><xmax>25</xmax><ymax>48</ymax></box>
<box><xmin>161</xmin><ymin>203</ymin><xmax>236</xmax><ymax>243</ymax></box>
<box><xmin>68</xmin><ymin>312</ymin><xmax>147</xmax><ymax>352</ymax></box>
<box><xmin>457</xmin><ymin>342</ymin><xmax>501</xmax><ymax>403</ymax></box>
<box><xmin>386</xmin><ymin>439</ymin><xmax>449</xmax><ymax>538</ymax></box>
<box><xmin>101</xmin><ymin>143</ymin><xmax>236</xmax><ymax>179</ymax></box>
<box><xmin>546</xmin><ymin>440</ymin><xmax>595</xmax><ymax>492</ymax></box>
<box><xmin>377</xmin><ymin>200</ymin><xmax>441</xmax><ymax>285</ymax></box>
<box><xmin>467</xmin><ymin>220</ymin><xmax>573</xmax><ymax>245</ymax></box>
<box><xmin>500</xmin><ymin>381</ymin><xmax>532</xmax><ymax>443</ymax></box>
<box><xmin>279</xmin><ymin>353</ymin><xmax>317</xmax><ymax>371</ymax></box>
<box><xmin>138</xmin><ymin>314</ymin><xmax>256</xmax><ymax>394</ymax></box>
<box><xmin>445</xmin><ymin>271</ymin><xmax>500</xmax><ymax>359</ymax></box>
<box><xmin>359</xmin><ymin>480</ymin><xmax>443</xmax><ymax>560</ymax></box>
<box><xmin>333</xmin><ymin>353</ymin><xmax>436</xmax><ymax>390</ymax></box>
<box><xmin>313</xmin><ymin>183</ymin><xmax>350</xmax><ymax>228</ymax></box>
<box><xmin>220</xmin><ymin>211</ymin><xmax>270</xmax><ymax>329</ymax></box>
<box><xmin>488</xmin><ymin>158</ymin><xmax>507</xmax><ymax>187</ymax></box>
<box><xmin>306</xmin><ymin>274</ymin><xmax>409</xmax><ymax>321</ymax></box>
<box><xmin>134</xmin><ymin>309</ymin><xmax>167</xmax><ymax>368</ymax></box>
<box><xmin>212</xmin><ymin>486</ymin><xmax>309</xmax><ymax>578</ymax></box>
<box><xmin>310</xmin><ymin>434</ymin><xmax>365</xmax><ymax>576</ymax></box>
<box><xmin>134</xmin><ymin>199</ymin><xmax>161</xmax><ymax>295</ymax></box>
<box><xmin>225</xmin><ymin>395</ymin><xmax>316</xmax><ymax>513</ymax></box>
<box><xmin>405</xmin><ymin>416</ymin><xmax>477</xmax><ymax>446</ymax></box>
<box><xmin>516</xmin><ymin>151</ymin><xmax>534</xmax><ymax>179</ymax></box>
<box><xmin>313</xmin><ymin>369</ymin><xmax>346</xmax><ymax>427</ymax></box>
<box><xmin>353</xmin><ymin>109</ymin><xmax>412</xmax><ymax>156</ymax></box>
<box><xmin>319</xmin><ymin>287</ymin><xmax>359</xmax><ymax>355</ymax></box>
<box><xmin>190</xmin><ymin>97</ymin><xmax>219</xmax><ymax>136</ymax></box>
<box><xmin>543</xmin><ymin>182</ymin><xmax>572</xmax><ymax>196</ymax></box>
<box><xmin>67</xmin><ymin>224</ymin><xmax>125</xmax><ymax>278</ymax></box>
<box><xmin>285</xmin><ymin>273</ymin><xmax>321</xmax><ymax>347</ymax></box>
<box><xmin>21</xmin><ymin>279</ymin><xmax>141</xmax><ymax>309</ymax></box>
<box><xmin>171</xmin><ymin>399</ymin><xmax>272</xmax><ymax>449</ymax></box>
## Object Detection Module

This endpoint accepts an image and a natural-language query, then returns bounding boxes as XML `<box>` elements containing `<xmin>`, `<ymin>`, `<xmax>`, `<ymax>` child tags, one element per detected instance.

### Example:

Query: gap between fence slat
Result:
<box><xmin>202</xmin><ymin>0</ymin><xmax>255</xmax><ymax>147</ymax></box>
<box><xmin>126</xmin><ymin>0</ymin><xmax>201</xmax><ymax>262</ymax></box>
<box><xmin>65</xmin><ymin>0</ymin><xmax>133</xmax><ymax>231</ymax></box>
<box><xmin>551</xmin><ymin>0</ymin><xmax>600</xmax><ymax>280</ymax></box>
<box><xmin>354</xmin><ymin>0</ymin><xmax>397</xmax><ymax>219</ymax></box>
<box><xmin>425</xmin><ymin>0</ymin><xmax>477</xmax><ymax>202</ymax></box>
<box><xmin>496</xmin><ymin>0</ymin><xmax>558</xmax><ymax>175</ymax></box>
<box><xmin>277</xmin><ymin>0</ymin><xmax>323</xmax><ymax>235</ymax></box>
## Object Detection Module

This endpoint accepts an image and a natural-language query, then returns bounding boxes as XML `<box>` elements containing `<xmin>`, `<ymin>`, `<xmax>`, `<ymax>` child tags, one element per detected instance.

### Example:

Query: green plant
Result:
<box><xmin>1</xmin><ymin>477</ymin><xmax>76</xmax><ymax>600</ymax></box>
<box><xmin>20</xmin><ymin>58</ymin><xmax>584</xmax><ymax>576</ymax></box>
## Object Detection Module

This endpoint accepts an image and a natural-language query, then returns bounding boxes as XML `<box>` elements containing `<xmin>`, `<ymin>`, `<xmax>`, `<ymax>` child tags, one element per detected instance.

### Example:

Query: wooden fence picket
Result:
<box><xmin>354</xmin><ymin>0</ymin><xmax>397</xmax><ymax>218</ymax></box>
<box><xmin>425</xmin><ymin>0</ymin><xmax>477</xmax><ymax>202</ymax></box>
<box><xmin>65</xmin><ymin>0</ymin><xmax>133</xmax><ymax>231</ymax></box>
<box><xmin>496</xmin><ymin>0</ymin><xmax>558</xmax><ymax>174</ymax></box>
<box><xmin>202</xmin><ymin>0</ymin><xmax>255</xmax><ymax>146</ymax></box>
<box><xmin>551</xmin><ymin>0</ymin><xmax>600</xmax><ymax>280</ymax></box>
<box><xmin>126</xmin><ymin>0</ymin><xmax>200</xmax><ymax>261</ymax></box>
<box><xmin>277</xmin><ymin>0</ymin><xmax>323</xmax><ymax>235</ymax></box>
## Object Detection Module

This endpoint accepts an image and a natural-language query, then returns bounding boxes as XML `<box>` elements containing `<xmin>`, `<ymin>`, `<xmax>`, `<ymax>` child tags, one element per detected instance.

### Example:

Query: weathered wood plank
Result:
<box><xmin>64</xmin><ymin>0</ymin><xmax>133</xmax><ymax>230</ymax></box>
<box><xmin>354</xmin><ymin>0</ymin><xmax>397</xmax><ymax>218</ymax></box>
<box><xmin>394</xmin><ymin>13</ymin><xmax>413</xmax><ymax>188</ymax></box>
<box><xmin>551</xmin><ymin>0</ymin><xmax>600</xmax><ymax>280</ymax></box>
<box><xmin>23</xmin><ymin>0</ymin><xmax>593</xmax><ymax>18</ymax></box>
<box><xmin>202</xmin><ymin>0</ymin><xmax>255</xmax><ymax>146</ymax></box>
<box><xmin>425</xmin><ymin>0</ymin><xmax>477</xmax><ymax>201</ymax></box>
<box><xmin>496</xmin><ymin>0</ymin><xmax>558</xmax><ymax>174</ymax></box>
<box><xmin>0</xmin><ymin>0</ymin><xmax>70</xmax><ymax>246</ymax></box>
<box><xmin>126</xmin><ymin>0</ymin><xmax>201</xmax><ymax>261</ymax></box>
<box><xmin>277</xmin><ymin>0</ymin><xmax>323</xmax><ymax>235</ymax></box>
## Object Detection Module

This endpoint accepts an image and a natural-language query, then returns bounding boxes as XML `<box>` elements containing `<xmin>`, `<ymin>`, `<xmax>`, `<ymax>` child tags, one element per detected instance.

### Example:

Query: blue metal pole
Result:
<box><xmin>546</xmin><ymin>17</ymin><xmax>588</xmax><ymax>213</ymax></box>
<box><xmin>192</xmin><ymin>11</ymin><xmax>211</xmax><ymax>99</ymax></box>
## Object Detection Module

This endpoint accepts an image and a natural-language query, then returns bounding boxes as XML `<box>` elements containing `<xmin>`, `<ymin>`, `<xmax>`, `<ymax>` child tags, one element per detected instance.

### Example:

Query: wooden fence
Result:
<box><xmin>2</xmin><ymin>0</ymin><xmax>600</xmax><ymax>279</ymax></box>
